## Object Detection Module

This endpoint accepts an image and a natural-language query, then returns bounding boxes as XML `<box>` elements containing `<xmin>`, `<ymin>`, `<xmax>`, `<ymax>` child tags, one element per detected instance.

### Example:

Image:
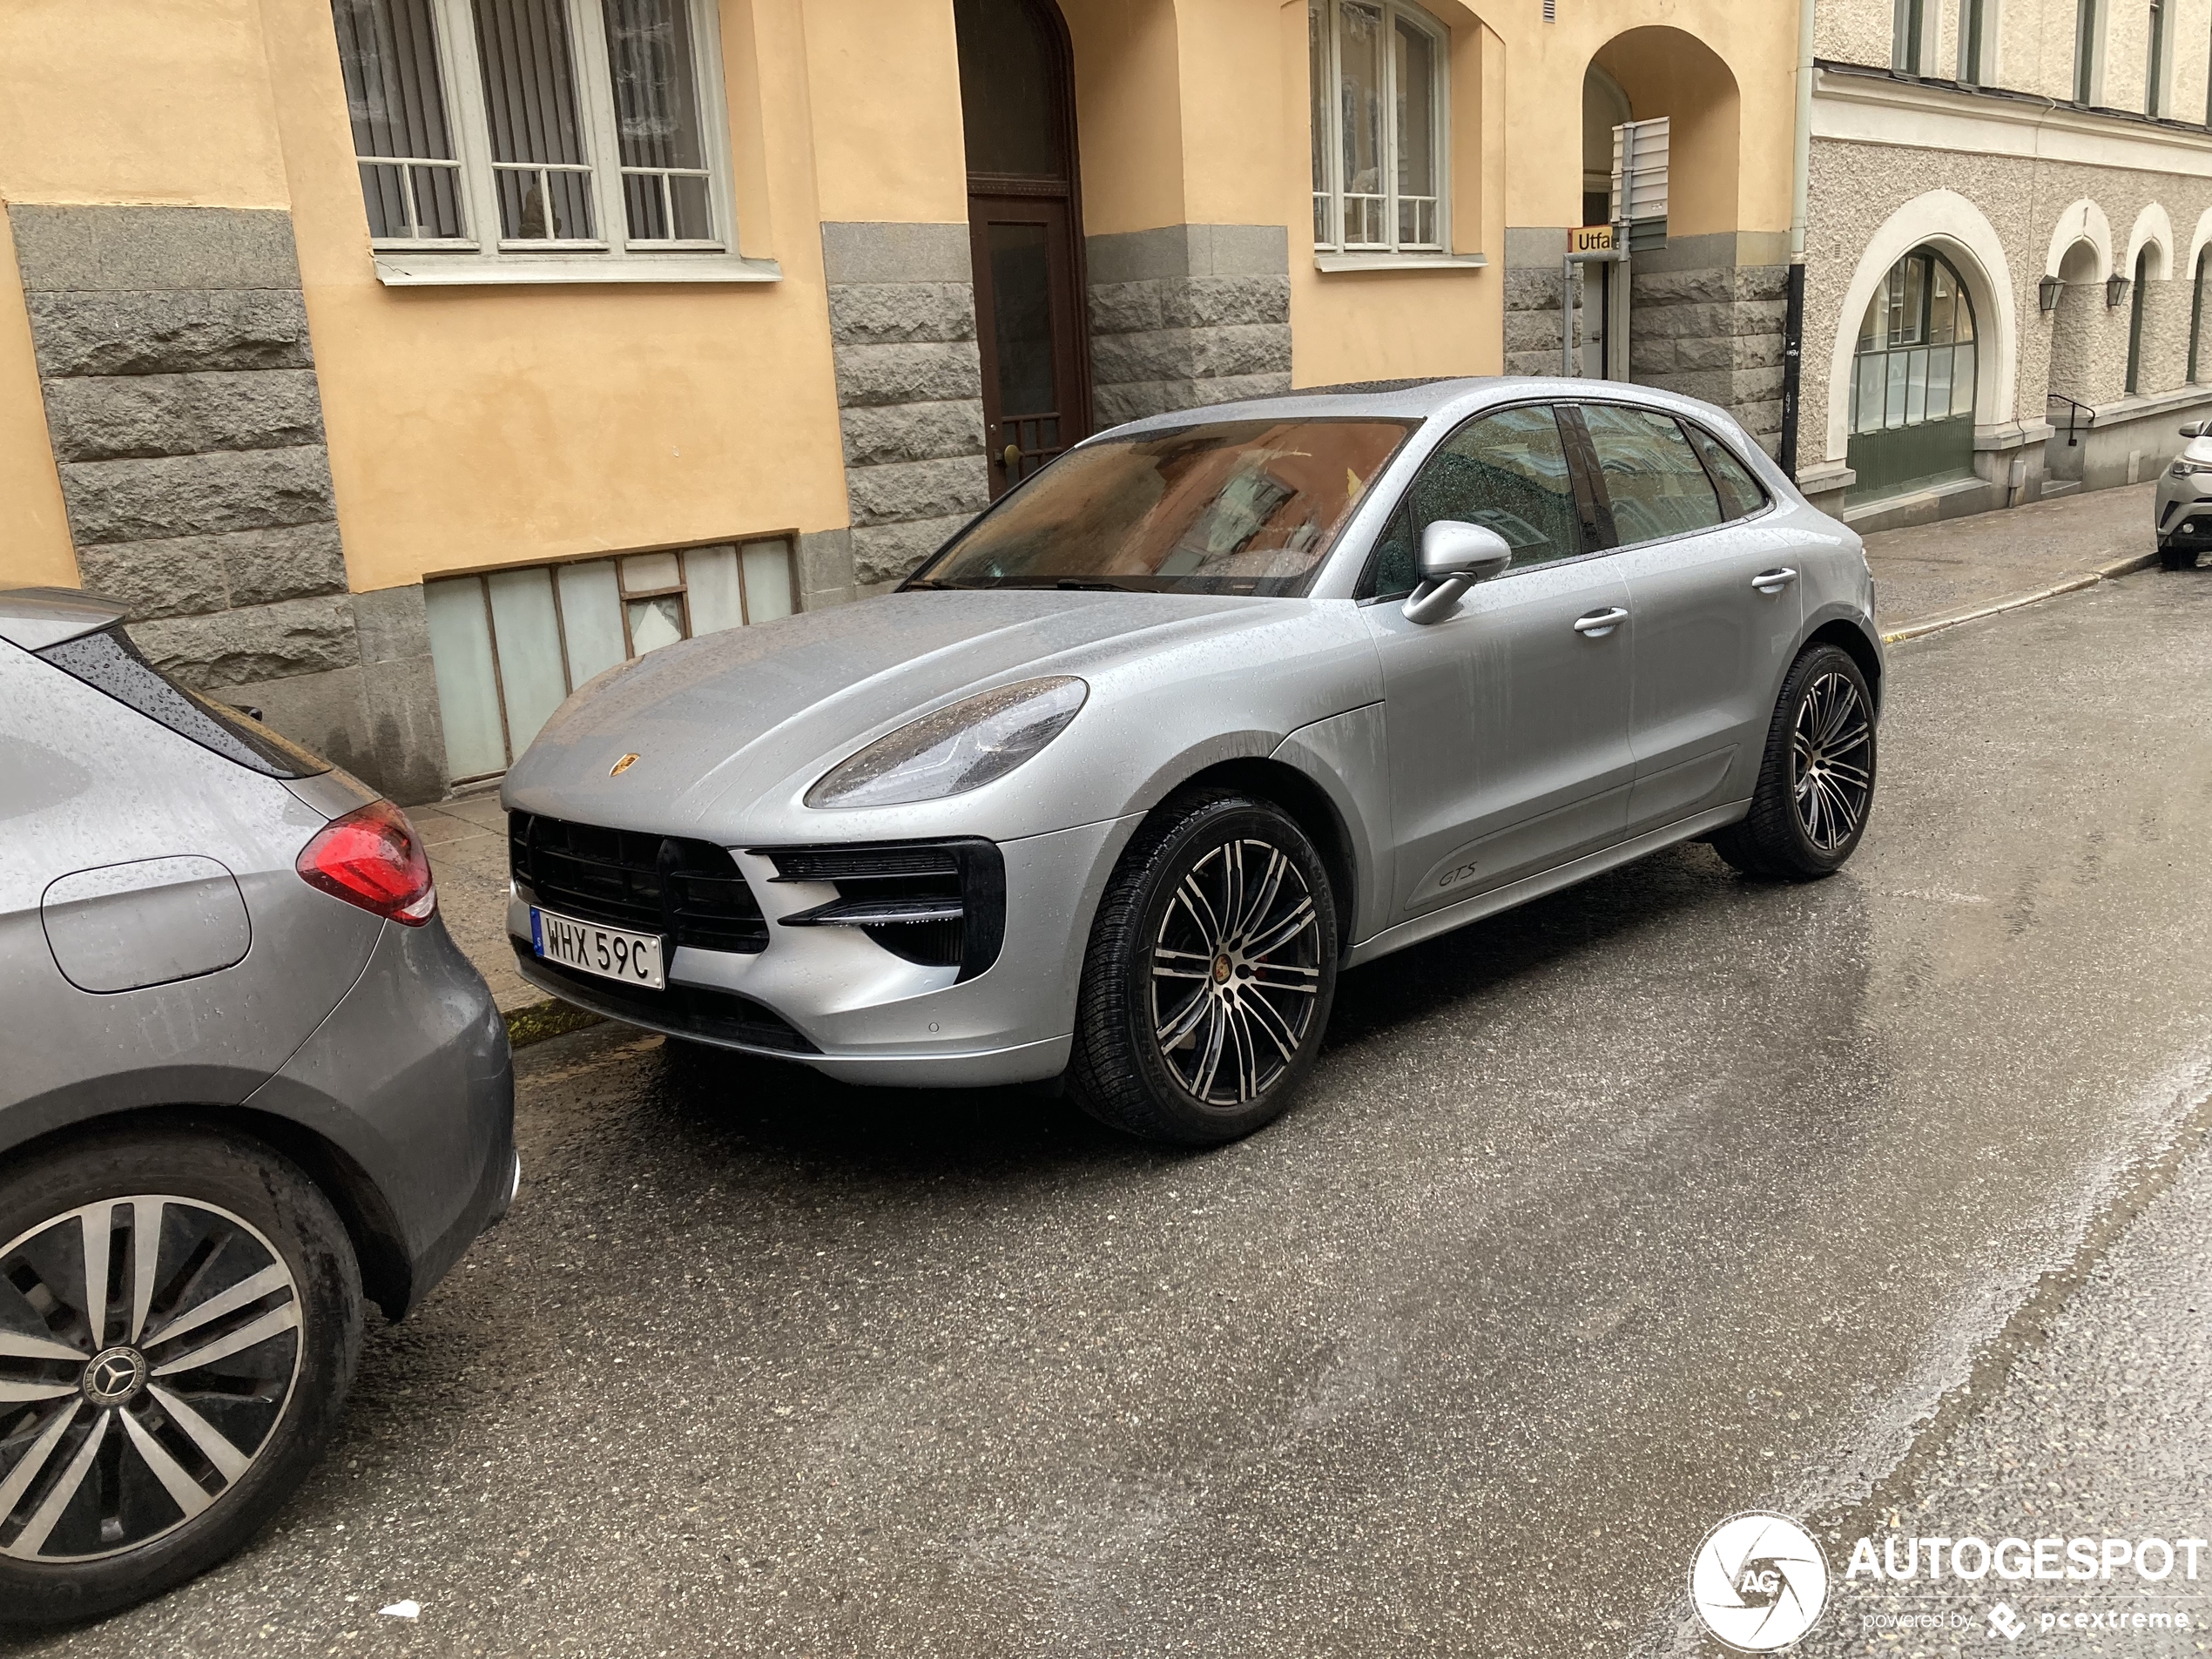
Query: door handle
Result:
<box><xmin>1573</xmin><ymin>607</ymin><xmax>1629</xmax><ymax>637</ymax></box>
<box><xmin>1751</xmin><ymin>567</ymin><xmax>1799</xmax><ymax>594</ymax></box>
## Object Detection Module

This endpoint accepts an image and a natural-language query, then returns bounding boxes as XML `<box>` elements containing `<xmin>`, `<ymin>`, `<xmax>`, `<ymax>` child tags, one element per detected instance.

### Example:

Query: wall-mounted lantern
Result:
<box><xmin>2038</xmin><ymin>273</ymin><xmax>2064</xmax><ymax>313</ymax></box>
<box><xmin>2107</xmin><ymin>272</ymin><xmax>2132</xmax><ymax>308</ymax></box>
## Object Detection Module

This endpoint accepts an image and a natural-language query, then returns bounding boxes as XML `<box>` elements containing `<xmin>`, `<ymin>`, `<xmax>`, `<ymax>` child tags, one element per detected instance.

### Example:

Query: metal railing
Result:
<box><xmin>2046</xmin><ymin>391</ymin><xmax>2095</xmax><ymax>448</ymax></box>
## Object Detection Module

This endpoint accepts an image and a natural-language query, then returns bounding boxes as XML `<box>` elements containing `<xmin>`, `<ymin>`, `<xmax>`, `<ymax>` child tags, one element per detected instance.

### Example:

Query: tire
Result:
<box><xmin>1710</xmin><ymin>643</ymin><xmax>1878</xmax><ymax>881</ymax></box>
<box><xmin>2161</xmin><ymin>545</ymin><xmax>2197</xmax><ymax>570</ymax></box>
<box><xmin>0</xmin><ymin>1128</ymin><xmax>361</xmax><ymax>1627</ymax></box>
<box><xmin>1069</xmin><ymin>790</ymin><xmax>1339</xmax><ymax>1146</ymax></box>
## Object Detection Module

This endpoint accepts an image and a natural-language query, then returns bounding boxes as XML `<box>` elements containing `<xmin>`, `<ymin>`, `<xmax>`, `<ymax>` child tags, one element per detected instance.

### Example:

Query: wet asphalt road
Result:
<box><xmin>10</xmin><ymin>570</ymin><xmax>2212</xmax><ymax>1658</ymax></box>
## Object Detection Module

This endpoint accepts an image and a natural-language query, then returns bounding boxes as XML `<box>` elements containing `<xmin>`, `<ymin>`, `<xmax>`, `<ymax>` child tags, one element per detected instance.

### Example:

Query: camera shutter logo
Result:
<box><xmin>1689</xmin><ymin>1512</ymin><xmax>1830</xmax><ymax>1651</ymax></box>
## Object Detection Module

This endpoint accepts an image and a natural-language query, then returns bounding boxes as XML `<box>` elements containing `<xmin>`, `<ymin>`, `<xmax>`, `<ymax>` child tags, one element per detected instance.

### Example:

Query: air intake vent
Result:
<box><xmin>509</xmin><ymin>813</ymin><xmax>768</xmax><ymax>954</ymax></box>
<box><xmin>760</xmin><ymin>839</ymin><xmax>1006</xmax><ymax>981</ymax></box>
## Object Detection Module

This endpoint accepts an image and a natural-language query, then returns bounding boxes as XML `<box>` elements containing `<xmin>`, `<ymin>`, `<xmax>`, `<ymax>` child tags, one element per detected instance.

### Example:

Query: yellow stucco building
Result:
<box><xmin>0</xmin><ymin>0</ymin><xmax>1796</xmax><ymax>801</ymax></box>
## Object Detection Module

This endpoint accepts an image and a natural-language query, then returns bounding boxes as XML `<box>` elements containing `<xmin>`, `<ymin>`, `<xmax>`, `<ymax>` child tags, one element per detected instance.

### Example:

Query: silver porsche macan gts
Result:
<box><xmin>503</xmin><ymin>377</ymin><xmax>1883</xmax><ymax>1144</ymax></box>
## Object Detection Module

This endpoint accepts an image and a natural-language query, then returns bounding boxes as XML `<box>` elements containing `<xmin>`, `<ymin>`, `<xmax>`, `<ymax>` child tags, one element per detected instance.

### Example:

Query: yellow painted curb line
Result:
<box><xmin>504</xmin><ymin>999</ymin><xmax>604</xmax><ymax>1050</ymax></box>
<box><xmin>1880</xmin><ymin>550</ymin><xmax>2161</xmax><ymax>644</ymax></box>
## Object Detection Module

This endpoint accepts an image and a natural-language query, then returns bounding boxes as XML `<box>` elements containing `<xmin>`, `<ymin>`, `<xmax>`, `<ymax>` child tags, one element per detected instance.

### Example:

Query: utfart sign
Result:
<box><xmin>1570</xmin><ymin>224</ymin><xmax>1615</xmax><ymax>255</ymax></box>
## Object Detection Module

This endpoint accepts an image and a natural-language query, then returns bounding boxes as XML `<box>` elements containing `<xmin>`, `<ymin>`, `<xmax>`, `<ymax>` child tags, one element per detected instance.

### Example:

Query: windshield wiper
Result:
<box><xmin>1054</xmin><ymin>578</ymin><xmax>1137</xmax><ymax>592</ymax></box>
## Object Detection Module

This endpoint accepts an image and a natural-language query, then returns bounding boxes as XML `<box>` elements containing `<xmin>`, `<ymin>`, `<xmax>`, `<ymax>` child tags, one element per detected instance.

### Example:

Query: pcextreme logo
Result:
<box><xmin>1689</xmin><ymin>1512</ymin><xmax>1831</xmax><ymax>1651</ymax></box>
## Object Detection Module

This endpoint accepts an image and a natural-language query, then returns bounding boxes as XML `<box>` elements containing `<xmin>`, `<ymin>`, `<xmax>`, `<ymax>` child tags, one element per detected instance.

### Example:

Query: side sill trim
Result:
<box><xmin>1344</xmin><ymin>799</ymin><xmax>1750</xmax><ymax>969</ymax></box>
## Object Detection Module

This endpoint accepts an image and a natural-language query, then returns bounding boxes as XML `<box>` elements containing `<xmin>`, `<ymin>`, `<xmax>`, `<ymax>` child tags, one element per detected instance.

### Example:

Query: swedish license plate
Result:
<box><xmin>531</xmin><ymin>907</ymin><xmax>665</xmax><ymax>990</ymax></box>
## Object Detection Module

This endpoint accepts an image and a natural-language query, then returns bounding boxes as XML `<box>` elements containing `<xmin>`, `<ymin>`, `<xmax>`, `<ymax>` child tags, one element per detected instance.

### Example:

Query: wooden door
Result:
<box><xmin>970</xmin><ymin>194</ymin><xmax>1085</xmax><ymax>489</ymax></box>
<box><xmin>954</xmin><ymin>0</ymin><xmax>1090</xmax><ymax>498</ymax></box>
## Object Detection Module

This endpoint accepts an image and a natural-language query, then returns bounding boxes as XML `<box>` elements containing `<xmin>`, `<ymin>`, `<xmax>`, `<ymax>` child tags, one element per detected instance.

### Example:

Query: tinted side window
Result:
<box><xmin>1411</xmin><ymin>405</ymin><xmax>1584</xmax><ymax>570</ymax></box>
<box><xmin>1361</xmin><ymin>501</ymin><xmax>1420</xmax><ymax>601</ymax></box>
<box><xmin>1682</xmin><ymin>421</ymin><xmax>1770</xmax><ymax>520</ymax></box>
<box><xmin>36</xmin><ymin>625</ymin><xmax>326</xmax><ymax>779</ymax></box>
<box><xmin>1579</xmin><ymin>403</ymin><xmax>1723</xmax><ymax>544</ymax></box>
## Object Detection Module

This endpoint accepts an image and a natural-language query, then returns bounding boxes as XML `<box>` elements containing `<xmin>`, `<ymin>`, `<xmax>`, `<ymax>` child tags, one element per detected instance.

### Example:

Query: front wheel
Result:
<box><xmin>1069</xmin><ymin>791</ymin><xmax>1339</xmax><ymax>1146</ymax></box>
<box><xmin>1711</xmin><ymin>643</ymin><xmax>1878</xmax><ymax>881</ymax></box>
<box><xmin>2161</xmin><ymin>545</ymin><xmax>2198</xmax><ymax>570</ymax></box>
<box><xmin>0</xmin><ymin>1130</ymin><xmax>361</xmax><ymax>1626</ymax></box>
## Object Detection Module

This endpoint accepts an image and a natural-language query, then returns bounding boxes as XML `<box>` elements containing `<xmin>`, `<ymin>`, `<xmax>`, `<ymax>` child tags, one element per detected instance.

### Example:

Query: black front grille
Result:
<box><xmin>509</xmin><ymin>813</ymin><xmax>767</xmax><ymax>954</ymax></box>
<box><xmin>760</xmin><ymin>839</ymin><xmax>1005</xmax><ymax>980</ymax></box>
<box><xmin>513</xmin><ymin>941</ymin><xmax>819</xmax><ymax>1053</ymax></box>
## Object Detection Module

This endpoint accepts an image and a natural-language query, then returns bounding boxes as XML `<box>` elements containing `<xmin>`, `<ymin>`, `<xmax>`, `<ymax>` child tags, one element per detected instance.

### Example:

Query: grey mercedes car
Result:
<box><xmin>0</xmin><ymin>589</ymin><xmax>515</xmax><ymax>1624</ymax></box>
<box><xmin>504</xmin><ymin>378</ymin><xmax>1882</xmax><ymax>1145</ymax></box>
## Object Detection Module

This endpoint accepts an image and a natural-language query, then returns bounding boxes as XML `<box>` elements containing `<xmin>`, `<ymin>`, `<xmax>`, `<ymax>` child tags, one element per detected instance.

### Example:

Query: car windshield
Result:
<box><xmin>914</xmin><ymin>417</ymin><xmax>1417</xmax><ymax>596</ymax></box>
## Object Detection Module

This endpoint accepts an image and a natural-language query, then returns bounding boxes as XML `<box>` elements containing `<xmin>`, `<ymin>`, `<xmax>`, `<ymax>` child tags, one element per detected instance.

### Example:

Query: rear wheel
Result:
<box><xmin>1711</xmin><ymin>643</ymin><xmax>1878</xmax><ymax>881</ymax></box>
<box><xmin>1069</xmin><ymin>792</ymin><xmax>1339</xmax><ymax>1146</ymax></box>
<box><xmin>0</xmin><ymin>1130</ymin><xmax>361</xmax><ymax>1626</ymax></box>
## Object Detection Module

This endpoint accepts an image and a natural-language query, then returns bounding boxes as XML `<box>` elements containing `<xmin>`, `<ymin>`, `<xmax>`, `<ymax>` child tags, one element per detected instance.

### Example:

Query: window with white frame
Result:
<box><xmin>424</xmin><ymin>540</ymin><xmax>797</xmax><ymax>779</ymax></box>
<box><xmin>330</xmin><ymin>0</ymin><xmax>734</xmax><ymax>264</ymax></box>
<box><xmin>1957</xmin><ymin>0</ymin><xmax>1995</xmax><ymax>84</ymax></box>
<box><xmin>1309</xmin><ymin>0</ymin><xmax>1448</xmax><ymax>255</ymax></box>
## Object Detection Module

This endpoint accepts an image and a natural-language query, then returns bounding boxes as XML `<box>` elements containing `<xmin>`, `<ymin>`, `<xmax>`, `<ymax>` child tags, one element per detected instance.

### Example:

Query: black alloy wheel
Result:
<box><xmin>1712</xmin><ymin>643</ymin><xmax>1878</xmax><ymax>880</ymax></box>
<box><xmin>1069</xmin><ymin>790</ymin><xmax>1339</xmax><ymax>1146</ymax></box>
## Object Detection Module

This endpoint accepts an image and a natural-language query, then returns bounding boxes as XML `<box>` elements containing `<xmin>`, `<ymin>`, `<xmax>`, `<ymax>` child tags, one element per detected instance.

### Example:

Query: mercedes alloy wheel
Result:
<box><xmin>1070</xmin><ymin>791</ymin><xmax>1339</xmax><ymax>1144</ymax></box>
<box><xmin>0</xmin><ymin>1131</ymin><xmax>361</xmax><ymax>1626</ymax></box>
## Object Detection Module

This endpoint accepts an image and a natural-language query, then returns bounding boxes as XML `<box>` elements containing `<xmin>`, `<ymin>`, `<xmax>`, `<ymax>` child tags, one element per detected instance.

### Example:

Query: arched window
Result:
<box><xmin>1848</xmin><ymin>248</ymin><xmax>1977</xmax><ymax>437</ymax></box>
<box><xmin>1844</xmin><ymin>246</ymin><xmax>1979</xmax><ymax>502</ymax></box>
<box><xmin>1309</xmin><ymin>0</ymin><xmax>1448</xmax><ymax>255</ymax></box>
<box><xmin>2190</xmin><ymin>247</ymin><xmax>2209</xmax><ymax>382</ymax></box>
<box><xmin>2126</xmin><ymin>246</ymin><xmax>2150</xmax><ymax>394</ymax></box>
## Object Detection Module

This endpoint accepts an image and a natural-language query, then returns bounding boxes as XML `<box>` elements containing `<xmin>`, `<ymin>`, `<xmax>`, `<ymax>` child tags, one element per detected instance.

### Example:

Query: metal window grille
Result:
<box><xmin>328</xmin><ymin>0</ymin><xmax>731</xmax><ymax>260</ymax></box>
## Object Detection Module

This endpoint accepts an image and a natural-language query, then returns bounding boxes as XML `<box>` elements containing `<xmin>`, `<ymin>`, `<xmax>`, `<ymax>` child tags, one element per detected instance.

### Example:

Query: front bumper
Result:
<box><xmin>246</xmin><ymin>912</ymin><xmax>515</xmax><ymax>1319</ymax></box>
<box><xmin>509</xmin><ymin>815</ymin><xmax>1138</xmax><ymax>1087</ymax></box>
<box><xmin>2156</xmin><ymin>484</ymin><xmax>2212</xmax><ymax>547</ymax></box>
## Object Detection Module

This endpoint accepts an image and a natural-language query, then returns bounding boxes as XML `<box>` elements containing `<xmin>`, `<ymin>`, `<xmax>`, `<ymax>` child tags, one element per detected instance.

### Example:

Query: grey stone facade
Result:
<box><xmin>1086</xmin><ymin>225</ymin><xmax>1291</xmax><ymax>425</ymax></box>
<box><xmin>819</xmin><ymin>221</ymin><xmax>989</xmax><ymax>595</ymax></box>
<box><xmin>1503</xmin><ymin>227</ymin><xmax>1575</xmax><ymax>376</ymax></box>
<box><xmin>1502</xmin><ymin>226</ymin><xmax>1787</xmax><ymax>455</ymax></box>
<box><xmin>1627</xmin><ymin>233</ymin><xmax>1789</xmax><ymax>456</ymax></box>
<box><xmin>9</xmin><ymin>205</ymin><xmax>445</xmax><ymax>802</ymax></box>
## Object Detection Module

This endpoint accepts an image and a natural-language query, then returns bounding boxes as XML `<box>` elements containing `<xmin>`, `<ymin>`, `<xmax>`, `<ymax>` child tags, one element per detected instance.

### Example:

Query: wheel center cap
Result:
<box><xmin>1212</xmin><ymin>954</ymin><xmax>1232</xmax><ymax>984</ymax></box>
<box><xmin>82</xmin><ymin>1345</ymin><xmax>148</xmax><ymax>1407</ymax></box>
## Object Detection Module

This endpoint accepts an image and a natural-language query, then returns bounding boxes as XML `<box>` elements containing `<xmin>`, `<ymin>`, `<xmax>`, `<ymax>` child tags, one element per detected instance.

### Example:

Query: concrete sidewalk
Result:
<box><xmin>1864</xmin><ymin>479</ymin><xmax>2159</xmax><ymax>638</ymax></box>
<box><xmin>428</xmin><ymin>480</ymin><xmax>2173</xmax><ymax>1035</ymax></box>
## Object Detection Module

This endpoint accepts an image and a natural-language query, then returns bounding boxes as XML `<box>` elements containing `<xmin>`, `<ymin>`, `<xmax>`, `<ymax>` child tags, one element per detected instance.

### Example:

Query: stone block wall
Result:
<box><xmin>8</xmin><ymin>204</ymin><xmax>445</xmax><ymax>803</ymax></box>
<box><xmin>1086</xmin><ymin>225</ymin><xmax>1291</xmax><ymax>426</ymax></box>
<box><xmin>1628</xmin><ymin>253</ymin><xmax>1790</xmax><ymax>455</ymax></box>
<box><xmin>1503</xmin><ymin>227</ymin><xmax>1580</xmax><ymax>376</ymax></box>
<box><xmin>820</xmin><ymin>222</ymin><xmax>989</xmax><ymax>595</ymax></box>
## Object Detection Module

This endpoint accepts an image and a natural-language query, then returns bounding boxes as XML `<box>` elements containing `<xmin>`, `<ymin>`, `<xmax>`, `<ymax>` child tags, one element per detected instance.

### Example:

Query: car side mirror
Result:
<box><xmin>1402</xmin><ymin>520</ymin><xmax>1514</xmax><ymax>624</ymax></box>
<box><xmin>2182</xmin><ymin>421</ymin><xmax>2208</xmax><ymax>438</ymax></box>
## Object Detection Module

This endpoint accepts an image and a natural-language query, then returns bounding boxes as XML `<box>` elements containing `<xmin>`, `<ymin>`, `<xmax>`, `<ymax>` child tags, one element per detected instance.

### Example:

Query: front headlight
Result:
<box><xmin>2171</xmin><ymin>458</ymin><xmax>2212</xmax><ymax>476</ymax></box>
<box><xmin>805</xmin><ymin>677</ymin><xmax>1089</xmax><ymax>809</ymax></box>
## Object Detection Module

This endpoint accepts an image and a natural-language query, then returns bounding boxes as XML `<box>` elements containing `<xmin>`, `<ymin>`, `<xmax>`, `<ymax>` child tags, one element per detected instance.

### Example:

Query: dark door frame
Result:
<box><xmin>961</xmin><ymin>0</ymin><xmax>1094</xmax><ymax>496</ymax></box>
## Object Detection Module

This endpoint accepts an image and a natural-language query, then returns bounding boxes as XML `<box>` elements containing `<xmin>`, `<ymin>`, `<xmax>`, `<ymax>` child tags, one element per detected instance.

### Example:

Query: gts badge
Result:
<box><xmin>1436</xmin><ymin>860</ymin><xmax>1481</xmax><ymax>890</ymax></box>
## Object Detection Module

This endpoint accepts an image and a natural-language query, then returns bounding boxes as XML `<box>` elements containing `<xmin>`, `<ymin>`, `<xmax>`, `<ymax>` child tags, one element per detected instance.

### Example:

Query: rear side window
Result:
<box><xmin>1682</xmin><ymin>421</ymin><xmax>1770</xmax><ymax>520</ymax></box>
<box><xmin>1578</xmin><ymin>403</ymin><xmax>1724</xmax><ymax>544</ymax></box>
<box><xmin>36</xmin><ymin>625</ymin><xmax>327</xmax><ymax>779</ymax></box>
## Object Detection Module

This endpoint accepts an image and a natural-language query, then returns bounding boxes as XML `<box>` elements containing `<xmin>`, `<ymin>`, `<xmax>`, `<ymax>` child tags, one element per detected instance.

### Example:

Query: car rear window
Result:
<box><xmin>914</xmin><ymin>417</ymin><xmax>1418</xmax><ymax>597</ymax></box>
<box><xmin>37</xmin><ymin>624</ymin><xmax>328</xmax><ymax>779</ymax></box>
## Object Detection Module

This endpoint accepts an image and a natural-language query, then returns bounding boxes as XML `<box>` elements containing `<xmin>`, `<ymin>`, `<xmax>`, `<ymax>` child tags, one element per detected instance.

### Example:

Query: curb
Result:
<box><xmin>503</xmin><ymin>998</ymin><xmax>604</xmax><ymax>1050</ymax></box>
<box><xmin>1880</xmin><ymin>550</ymin><xmax>2161</xmax><ymax>644</ymax></box>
